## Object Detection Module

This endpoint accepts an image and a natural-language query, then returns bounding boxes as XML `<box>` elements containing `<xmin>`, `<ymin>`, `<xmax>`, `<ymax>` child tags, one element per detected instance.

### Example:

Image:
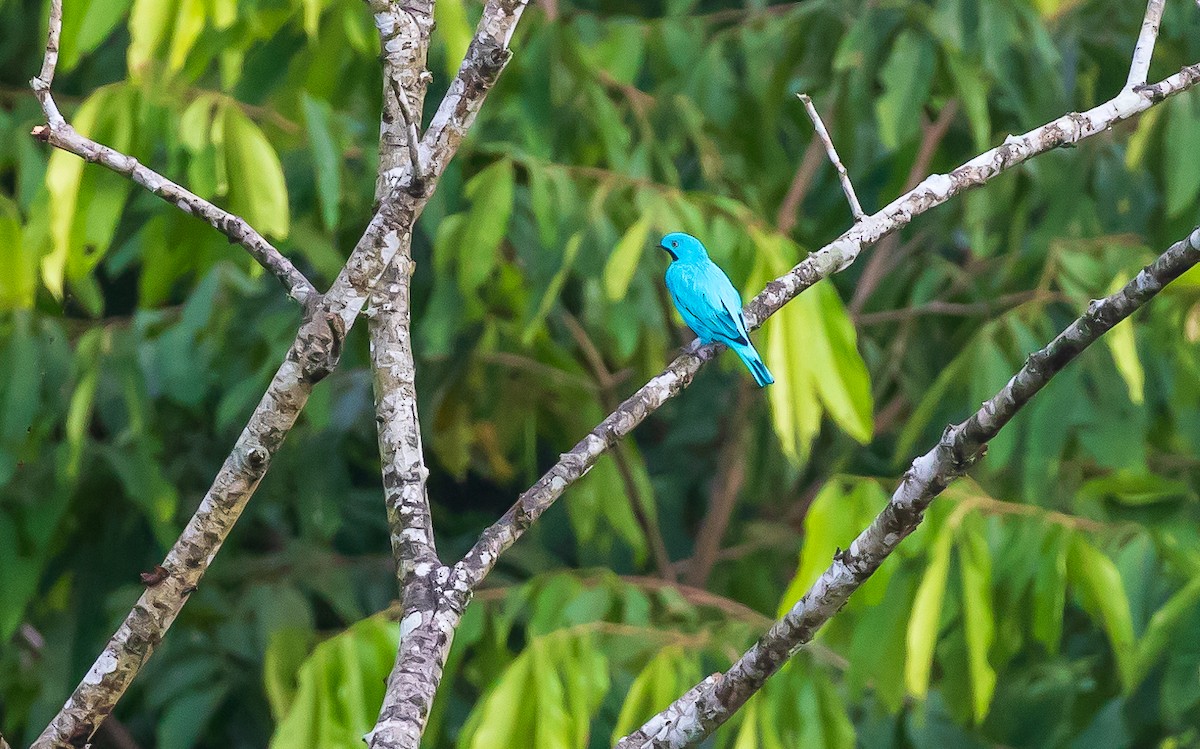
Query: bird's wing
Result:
<box><xmin>678</xmin><ymin>263</ymin><xmax>749</xmax><ymax>345</ymax></box>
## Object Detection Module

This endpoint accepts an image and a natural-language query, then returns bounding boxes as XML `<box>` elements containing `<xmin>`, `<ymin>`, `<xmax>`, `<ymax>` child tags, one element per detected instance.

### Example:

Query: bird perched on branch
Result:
<box><xmin>659</xmin><ymin>231</ymin><xmax>774</xmax><ymax>387</ymax></box>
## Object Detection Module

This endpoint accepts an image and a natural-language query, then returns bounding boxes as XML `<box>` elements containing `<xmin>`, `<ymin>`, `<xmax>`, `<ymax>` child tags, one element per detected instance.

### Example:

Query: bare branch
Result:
<box><xmin>455</xmin><ymin>63</ymin><xmax>1200</xmax><ymax>591</ymax></box>
<box><xmin>798</xmin><ymin>93</ymin><xmax>864</xmax><ymax>221</ymax></box>
<box><xmin>615</xmin><ymin>221</ymin><xmax>1200</xmax><ymax>749</ymax></box>
<box><xmin>1126</xmin><ymin>0</ymin><xmax>1166</xmax><ymax>90</ymax></box>
<box><xmin>29</xmin><ymin>0</ymin><xmax>317</xmax><ymax>306</ymax></box>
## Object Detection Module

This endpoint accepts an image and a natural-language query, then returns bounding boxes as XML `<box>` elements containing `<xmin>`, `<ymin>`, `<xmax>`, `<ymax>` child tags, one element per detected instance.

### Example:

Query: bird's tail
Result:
<box><xmin>731</xmin><ymin>341</ymin><xmax>774</xmax><ymax>387</ymax></box>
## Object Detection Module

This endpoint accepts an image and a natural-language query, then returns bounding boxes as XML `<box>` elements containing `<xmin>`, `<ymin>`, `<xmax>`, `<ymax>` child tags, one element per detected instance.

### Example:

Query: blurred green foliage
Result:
<box><xmin>2</xmin><ymin>0</ymin><xmax>1200</xmax><ymax>746</ymax></box>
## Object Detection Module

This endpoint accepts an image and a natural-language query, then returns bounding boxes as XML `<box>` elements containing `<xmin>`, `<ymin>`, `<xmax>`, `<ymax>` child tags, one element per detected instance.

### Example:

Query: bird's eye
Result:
<box><xmin>671</xmin><ymin>241</ymin><xmax>678</xmax><ymax>247</ymax></box>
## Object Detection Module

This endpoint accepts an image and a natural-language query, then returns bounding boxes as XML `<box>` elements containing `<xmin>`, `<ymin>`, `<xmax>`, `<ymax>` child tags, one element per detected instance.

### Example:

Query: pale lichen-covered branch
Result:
<box><xmin>615</xmin><ymin>221</ymin><xmax>1200</xmax><ymax>749</ymax></box>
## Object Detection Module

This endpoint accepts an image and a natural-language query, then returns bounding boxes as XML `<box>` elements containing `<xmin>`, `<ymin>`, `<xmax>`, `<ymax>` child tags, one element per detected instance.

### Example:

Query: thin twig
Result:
<box><xmin>798</xmin><ymin>93</ymin><xmax>864</xmax><ymax>222</ymax></box>
<box><xmin>1126</xmin><ymin>0</ymin><xmax>1166</xmax><ymax>90</ymax></box>
<box><xmin>27</xmin><ymin>0</ymin><xmax>316</xmax><ymax>306</ymax></box>
<box><xmin>617</xmin><ymin>222</ymin><xmax>1200</xmax><ymax>749</ymax></box>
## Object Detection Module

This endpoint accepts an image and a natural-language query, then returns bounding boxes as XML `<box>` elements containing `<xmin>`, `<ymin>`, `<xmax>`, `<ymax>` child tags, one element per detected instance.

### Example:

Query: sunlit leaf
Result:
<box><xmin>875</xmin><ymin>31</ymin><xmax>936</xmax><ymax>149</ymax></box>
<box><xmin>128</xmin><ymin>0</ymin><xmax>177</xmax><ymax>78</ymax></box>
<box><xmin>434</xmin><ymin>0</ymin><xmax>474</xmax><ymax>77</ymax></box>
<box><xmin>302</xmin><ymin>94</ymin><xmax>341</xmax><ymax>231</ymax></box>
<box><xmin>169</xmin><ymin>0</ymin><xmax>206</xmax><ymax>71</ymax></box>
<box><xmin>603</xmin><ymin>214</ymin><xmax>651</xmax><ymax>301</ymax></box>
<box><xmin>1102</xmin><ymin>273</ymin><xmax>1144</xmax><ymax>404</ymax></box>
<box><xmin>906</xmin><ymin>524</ymin><xmax>953</xmax><ymax>699</ymax></box>
<box><xmin>958</xmin><ymin>514</ymin><xmax>996</xmax><ymax>723</ymax></box>
<box><xmin>222</xmin><ymin>103</ymin><xmax>290</xmax><ymax>239</ymax></box>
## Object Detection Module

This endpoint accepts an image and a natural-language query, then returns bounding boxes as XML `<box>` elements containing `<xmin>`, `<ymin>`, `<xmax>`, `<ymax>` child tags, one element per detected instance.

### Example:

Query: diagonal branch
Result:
<box><xmin>29</xmin><ymin>0</ymin><xmax>317</xmax><ymax>306</ymax></box>
<box><xmin>615</xmin><ymin>221</ymin><xmax>1200</xmax><ymax>749</ymax></box>
<box><xmin>798</xmin><ymin>93</ymin><xmax>864</xmax><ymax>221</ymax></box>
<box><xmin>454</xmin><ymin>61</ymin><xmax>1200</xmax><ymax>591</ymax></box>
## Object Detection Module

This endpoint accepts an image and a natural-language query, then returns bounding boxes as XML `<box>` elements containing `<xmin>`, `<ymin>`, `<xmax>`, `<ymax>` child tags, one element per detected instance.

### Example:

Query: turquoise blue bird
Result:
<box><xmin>658</xmin><ymin>232</ymin><xmax>774</xmax><ymax>387</ymax></box>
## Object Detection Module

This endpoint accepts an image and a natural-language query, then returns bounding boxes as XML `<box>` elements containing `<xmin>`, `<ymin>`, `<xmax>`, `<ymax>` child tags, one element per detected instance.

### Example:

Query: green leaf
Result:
<box><xmin>875</xmin><ymin>31</ymin><xmax>936</xmax><ymax>149</ymax></box>
<box><xmin>1031</xmin><ymin>525</ymin><xmax>1071</xmax><ymax>653</ymax></box>
<box><xmin>1125</xmin><ymin>105</ymin><xmax>1162</xmax><ymax>170</ymax></box>
<box><xmin>169</xmin><ymin>0</ymin><xmax>206</xmax><ymax>71</ymax></box>
<box><xmin>945</xmin><ymin>53</ymin><xmax>991</xmax><ymax>151</ymax></box>
<box><xmin>1165</xmin><ymin>95</ymin><xmax>1200</xmax><ymax>218</ymax></box>
<box><xmin>0</xmin><ymin>197</ymin><xmax>34</xmax><ymax>310</ymax></box>
<box><xmin>1078</xmin><ymin>471</ymin><xmax>1190</xmax><ymax>507</ymax></box>
<box><xmin>458</xmin><ymin>159</ymin><xmax>514</xmax><ymax>294</ymax></box>
<box><xmin>810</xmin><ymin>280</ymin><xmax>874</xmax><ymax>443</ymax></box>
<box><xmin>603</xmin><ymin>215</ymin><xmax>651</xmax><ymax>301</ymax></box>
<box><xmin>1068</xmin><ymin>536</ymin><xmax>1136</xmax><ymax>691</ymax></box>
<box><xmin>44</xmin><ymin>85</ymin><xmax>136</xmax><ymax>299</ymax></box>
<box><xmin>222</xmin><ymin>103</ymin><xmax>290</xmax><ymax>239</ymax></box>
<box><xmin>1102</xmin><ymin>273</ymin><xmax>1144</xmax><ymax>403</ymax></box>
<box><xmin>59</xmin><ymin>0</ymin><xmax>136</xmax><ymax>72</ymax></box>
<box><xmin>269</xmin><ymin>618</ymin><xmax>398</xmax><ymax>749</ymax></box>
<box><xmin>522</xmin><ymin>232</ymin><xmax>582</xmax><ymax>346</ymax></box>
<box><xmin>958</xmin><ymin>515</ymin><xmax>996</xmax><ymax>723</ymax></box>
<box><xmin>128</xmin><ymin>0</ymin><xmax>178</xmax><ymax>78</ymax></box>
<box><xmin>264</xmin><ymin>628</ymin><xmax>316</xmax><ymax>720</ymax></box>
<box><xmin>906</xmin><ymin>524</ymin><xmax>953</xmax><ymax>699</ymax></box>
<box><xmin>302</xmin><ymin>94</ymin><xmax>341</xmax><ymax>231</ymax></box>
<box><xmin>780</xmin><ymin>478</ymin><xmax>891</xmax><ymax>615</ymax></box>
<box><xmin>463</xmin><ymin>647</ymin><xmax>534</xmax><ymax>749</ymax></box>
<box><xmin>158</xmin><ymin>684</ymin><xmax>227</xmax><ymax>749</ymax></box>
<box><xmin>1131</xmin><ymin>574</ymin><xmax>1200</xmax><ymax>689</ymax></box>
<box><xmin>610</xmin><ymin>645</ymin><xmax>698</xmax><ymax>743</ymax></box>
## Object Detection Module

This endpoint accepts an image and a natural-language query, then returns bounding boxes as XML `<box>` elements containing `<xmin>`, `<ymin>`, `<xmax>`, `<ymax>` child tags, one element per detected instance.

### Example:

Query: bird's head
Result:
<box><xmin>657</xmin><ymin>232</ymin><xmax>708</xmax><ymax>263</ymax></box>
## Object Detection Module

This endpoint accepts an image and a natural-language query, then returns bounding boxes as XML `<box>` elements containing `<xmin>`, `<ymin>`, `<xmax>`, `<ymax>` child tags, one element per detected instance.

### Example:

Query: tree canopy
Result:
<box><xmin>3</xmin><ymin>0</ymin><xmax>1200</xmax><ymax>747</ymax></box>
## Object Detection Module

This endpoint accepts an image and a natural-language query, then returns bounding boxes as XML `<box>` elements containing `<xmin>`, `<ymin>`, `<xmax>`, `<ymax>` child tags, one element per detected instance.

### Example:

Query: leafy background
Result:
<box><xmin>3</xmin><ymin>0</ymin><xmax>1200</xmax><ymax>747</ymax></box>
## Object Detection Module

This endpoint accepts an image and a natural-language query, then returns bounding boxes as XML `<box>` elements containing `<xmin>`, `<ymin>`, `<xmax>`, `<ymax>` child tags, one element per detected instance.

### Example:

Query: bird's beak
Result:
<box><xmin>657</xmin><ymin>243</ymin><xmax>677</xmax><ymax>260</ymax></box>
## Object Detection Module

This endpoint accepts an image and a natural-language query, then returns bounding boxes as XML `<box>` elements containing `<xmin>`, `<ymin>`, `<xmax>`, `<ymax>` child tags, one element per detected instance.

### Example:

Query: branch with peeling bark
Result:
<box><xmin>615</xmin><ymin>222</ymin><xmax>1200</xmax><ymax>749</ymax></box>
